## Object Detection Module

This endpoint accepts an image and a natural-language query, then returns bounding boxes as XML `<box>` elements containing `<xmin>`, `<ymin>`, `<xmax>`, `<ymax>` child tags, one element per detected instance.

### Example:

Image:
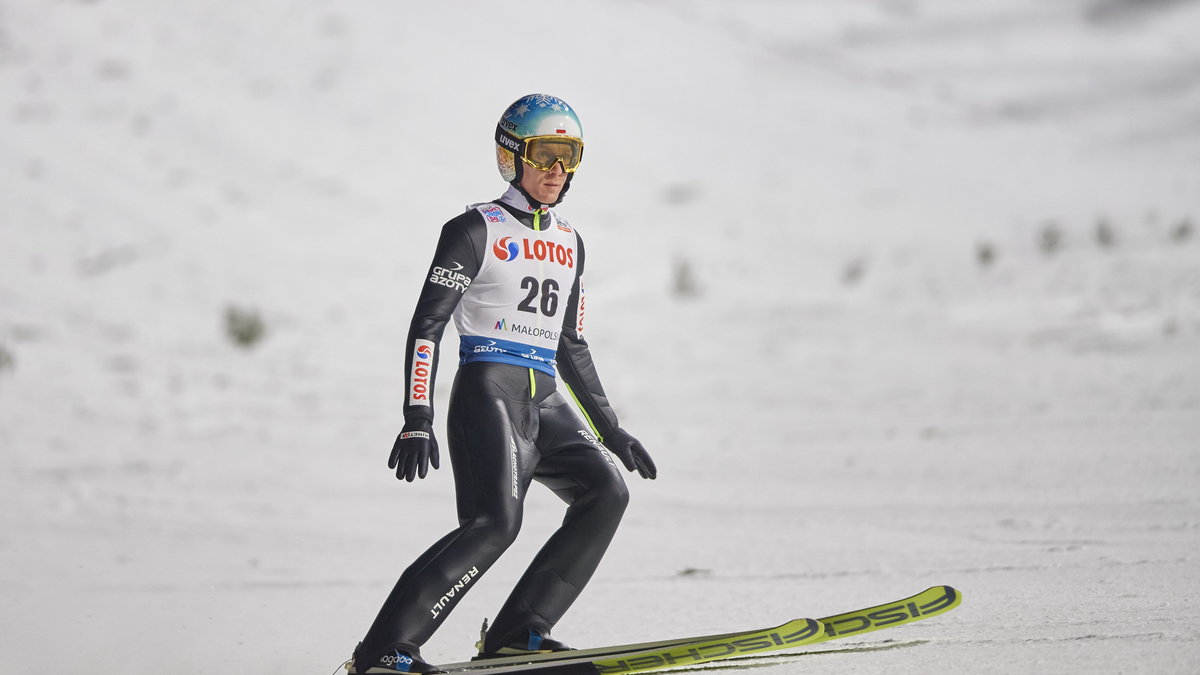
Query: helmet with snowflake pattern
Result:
<box><xmin>495</xmin><ymin>94</ymin><xmax>584</xmax><ymax>206</ymax></box>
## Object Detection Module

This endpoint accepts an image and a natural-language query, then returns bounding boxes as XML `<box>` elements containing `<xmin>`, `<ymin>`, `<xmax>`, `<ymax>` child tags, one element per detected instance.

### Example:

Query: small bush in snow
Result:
<box><xmin>1095</xmin><ymin>217</ymin><xmax>1116</xmax><ymax>249</ymax></box>
<box><xmin>842</xmin><ymin>257</ymin><xmax>867</xmax><ymax>286</ymax></box>
<box><xmin>0</xmin><ymin>343</ymin><xmax>13</xmax><ymax>373</ymax></box>
<box><xmin>1038</xmin><ymin>221</ymin><xmax>1064</xmax><ymax>256</ymax></box>
<box><xmin>224</xmin><ymin>305</ymin><xmax>266</xmax><ymax>349</ymax></box>
<box><xmin>1172</xmin><ymin>217</ymin><xmax>1193</xmax><ymax>243</ymax></box>
<box><xmin>662</xmin><ymin>183</ymin><xmax>702</xmax><ymax>206</ymax></box>
<box><xmin>976</xmin><ymin>241</ymin><xmax>997</xmax><ymax>268</ymax></box>
<box><xmin>671</xmin><ymin>258</ymin><xmax>700</xmax><ymax>298</ymax></box>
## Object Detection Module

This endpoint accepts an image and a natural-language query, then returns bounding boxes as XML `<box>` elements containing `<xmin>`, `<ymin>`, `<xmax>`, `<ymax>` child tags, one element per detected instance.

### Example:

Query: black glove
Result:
<box><xmin>388</xmin><ymin>419</ymin><xmax>440</xmax><ymax>482</ymax></box>
<box><xmin>604</xmin><ymin>427</ymin><xmax>657</xmax><ymax>479</ymax></box>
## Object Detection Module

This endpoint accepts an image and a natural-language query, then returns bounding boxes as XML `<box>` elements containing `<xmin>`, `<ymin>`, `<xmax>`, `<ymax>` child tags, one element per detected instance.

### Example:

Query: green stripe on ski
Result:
<box><xmin>438</xmin><ymin>620</ymin><xmax>798</xmax><ymax>672</ymax></box>
<box><xmin>812</xmin><ymin>585</ymin><xmax>962</xmax><ymax>644</ymax></box>
<box><xmin>446</xmin><ymin>618</ymin><xmax>825</xmax><ymax>674</ymax></box>
<box><xmin>587</xmin><ymin>618</ymin><xmax>824</xmax><ymax>673</ymax></box>
<box><xmin>580</xmin><ymin>586</ymin><xmax>962</xmax><ymax>673</ymax></box>
<box><xmin>432</xmin><ymin>585</ymin><xmax>961</xmax><ymax>673</ymax></box>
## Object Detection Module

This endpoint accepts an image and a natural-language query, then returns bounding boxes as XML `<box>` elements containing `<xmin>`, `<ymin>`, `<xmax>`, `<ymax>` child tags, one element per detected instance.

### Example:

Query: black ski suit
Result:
<box><xmin>356</xmin><ymin>187</ymin><xmax>633</xmax><ymax>665</ymax></box>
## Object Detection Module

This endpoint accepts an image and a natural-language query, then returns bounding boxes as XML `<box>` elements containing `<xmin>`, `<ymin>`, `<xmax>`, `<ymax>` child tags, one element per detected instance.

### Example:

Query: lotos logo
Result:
<box><xmin>492</xmin><ymin>237</ymin><xmax>575</xmax><ymax>268</ymax></box>
<box><xmin>408</xmin><ymin>340</ymin><xmax>435</xmax><ymax>406</ymax></box>
<box><xmin>493</xmin><ymin>236</ymin><xmax>520</xmax><ymax>261</ymax></box>
<box><xmin>576</xmin><ymin>282</ymin><xmax>586</xmax><ymax>334</ymax></box>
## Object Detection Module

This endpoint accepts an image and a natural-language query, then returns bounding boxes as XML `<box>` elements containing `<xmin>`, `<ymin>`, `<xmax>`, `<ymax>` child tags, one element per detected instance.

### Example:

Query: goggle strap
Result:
<box><xmin>495</xmin><ymin>126</ymin><xmax>525</xmax><ymax>156</ymax></box>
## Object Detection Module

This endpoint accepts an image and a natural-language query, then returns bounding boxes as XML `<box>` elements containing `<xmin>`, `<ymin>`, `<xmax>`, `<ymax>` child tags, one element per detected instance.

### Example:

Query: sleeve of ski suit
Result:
<box><xmin>556</xmin><ymin>233</ymin><xmax>622</xmax><ymax>439</ymax></box>
<box><xmin>402</xmin><ymin>212</ymin><xmax>484</xmax><ymax>424</ymax></box>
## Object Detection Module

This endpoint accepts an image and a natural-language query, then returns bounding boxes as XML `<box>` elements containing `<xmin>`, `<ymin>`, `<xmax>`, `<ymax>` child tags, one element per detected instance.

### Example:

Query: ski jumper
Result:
<box><xmin>357</xmin><ymin>186</ymin><xmax>630</xmax><ymax>663</ymax></box>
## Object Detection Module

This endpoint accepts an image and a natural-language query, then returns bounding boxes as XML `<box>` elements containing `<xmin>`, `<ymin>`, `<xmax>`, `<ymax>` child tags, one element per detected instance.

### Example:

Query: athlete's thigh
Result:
<box><xmin>446</xmin><ymin>364</ymin><xmax>539</xmax><ymax>521</ymax></box>
<box><xmin>533</xmin><ymin>392</ymin><xmax>624</xmax><ymax>501</ymax></box>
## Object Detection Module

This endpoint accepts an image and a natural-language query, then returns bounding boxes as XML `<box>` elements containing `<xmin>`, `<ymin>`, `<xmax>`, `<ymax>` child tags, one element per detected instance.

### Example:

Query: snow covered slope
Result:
<box><xmin>1</xmin><ymin>1</ymin><xmax>1198</xmax><ymax>673</ymax></box>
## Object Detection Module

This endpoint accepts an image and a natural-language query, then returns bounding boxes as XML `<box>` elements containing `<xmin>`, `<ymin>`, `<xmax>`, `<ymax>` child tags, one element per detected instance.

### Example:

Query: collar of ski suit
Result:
<box><xmin>498</xmin><ymin>185</ymin><xmax>553</xmax><ymax>231</ymax></box>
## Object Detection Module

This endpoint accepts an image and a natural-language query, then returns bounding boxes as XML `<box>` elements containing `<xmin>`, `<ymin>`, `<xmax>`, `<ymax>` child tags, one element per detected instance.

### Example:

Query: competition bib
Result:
<box><xmin>454</xmin><ymin>203</ymin><xmax>578</xmax><ymax>376</ymax></box>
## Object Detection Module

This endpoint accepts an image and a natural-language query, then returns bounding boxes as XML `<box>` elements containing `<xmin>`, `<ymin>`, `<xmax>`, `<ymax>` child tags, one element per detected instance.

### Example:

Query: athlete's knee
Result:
<box><xmin>591</xmin><ymin>471</ymin><xmax>630</xmax><ymax>515</ymax></box>
<box><xmin>613</xmin><ymin>475</ymin><xmax>631</xmax><ymax>510</ymax></box>
<box><xmin>464</xmin><ymin>510</ymin><xmax>523</xmax><ymax>552</ymax></box>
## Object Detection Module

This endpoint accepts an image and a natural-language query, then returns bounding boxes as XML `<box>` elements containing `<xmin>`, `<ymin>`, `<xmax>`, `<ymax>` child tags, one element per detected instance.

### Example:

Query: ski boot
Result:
<box><xmin>473</xmin><ymin>618</ymin><xmax>573</xmax><ymax>659</ymax></box>
<box><xmin>348</xmin><ymin>643</ymin><xmax>443</xmax><ymax>674</ymax></box>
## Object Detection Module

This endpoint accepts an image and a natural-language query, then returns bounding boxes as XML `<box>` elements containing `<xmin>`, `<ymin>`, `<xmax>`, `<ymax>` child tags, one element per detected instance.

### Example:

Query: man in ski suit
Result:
<box><xmin>350</xmin><ymin>94</ymin><xmax>657</xmax><ymax>674</ymax></box>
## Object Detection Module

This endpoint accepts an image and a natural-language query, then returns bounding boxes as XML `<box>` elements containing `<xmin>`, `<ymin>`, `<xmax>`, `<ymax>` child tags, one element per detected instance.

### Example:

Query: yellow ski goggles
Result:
<box><xmin>501</xmin><ymin>133</ymin><xmax>584</xmax><ymax>173</ymax></box>
<box><xmin>521</xmin><ymin>135</ymin><xmax>584</xmax><ymax>172</ymax></box>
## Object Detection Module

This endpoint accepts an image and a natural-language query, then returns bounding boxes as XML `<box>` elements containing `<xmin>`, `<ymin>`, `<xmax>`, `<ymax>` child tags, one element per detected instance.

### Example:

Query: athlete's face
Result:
<box><xmin>519</xmin><ymin>160</ymin><xmax>567</xmax><ymax>206</ymax></box>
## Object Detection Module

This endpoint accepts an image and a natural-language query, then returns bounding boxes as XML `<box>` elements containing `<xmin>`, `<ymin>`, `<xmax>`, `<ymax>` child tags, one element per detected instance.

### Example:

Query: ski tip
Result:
<box><xmin>932</xmin><ymin>585</ymin><xmax>964</xmax><ymax>611</ymax></box>
<box><xmin>815</xmin><ymin>584</ymin><xmax>964</xmax><ymax>644</ymax></box>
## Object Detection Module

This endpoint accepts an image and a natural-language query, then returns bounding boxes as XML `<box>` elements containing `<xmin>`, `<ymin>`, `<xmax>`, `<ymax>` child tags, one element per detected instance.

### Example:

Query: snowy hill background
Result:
<box><xmin>2</xmin><ymin>1</ymin><xmax>1198</xmax><ymax>673</ymax></box>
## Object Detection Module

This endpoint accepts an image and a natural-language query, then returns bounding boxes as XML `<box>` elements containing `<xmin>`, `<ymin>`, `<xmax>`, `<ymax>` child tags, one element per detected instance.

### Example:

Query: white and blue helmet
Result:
<box><xmin>495</xmin><ymin>94</ymin><xmax>584</xmax><ymax>184</ymax></box>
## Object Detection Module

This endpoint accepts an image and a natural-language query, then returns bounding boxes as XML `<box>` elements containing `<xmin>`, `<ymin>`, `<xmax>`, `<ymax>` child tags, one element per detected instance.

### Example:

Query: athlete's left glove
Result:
<box><xmin>388</xmin><ymin>419</ymin><xmax>440</xmax><ymax>482</ymax></box>
<box><xmin>604</xmin><ymin>427</ymin><xmax>657</xmax><ymax>480</ymax></box>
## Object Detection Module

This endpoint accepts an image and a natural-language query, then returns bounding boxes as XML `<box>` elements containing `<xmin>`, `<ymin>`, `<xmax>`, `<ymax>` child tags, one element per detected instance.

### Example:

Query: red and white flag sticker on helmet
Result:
<box><xmin>408</xmin><ymin>339</ymin><xmax>435</xmax><ymax>406</ymax></box>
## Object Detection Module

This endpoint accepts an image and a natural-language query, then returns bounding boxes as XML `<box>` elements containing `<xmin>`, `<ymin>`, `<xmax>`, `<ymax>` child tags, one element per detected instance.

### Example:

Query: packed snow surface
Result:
<box><xmin>2</xmin><ymin>1</ymin><xmax>1198</xmax><ymax>673</ymax></box>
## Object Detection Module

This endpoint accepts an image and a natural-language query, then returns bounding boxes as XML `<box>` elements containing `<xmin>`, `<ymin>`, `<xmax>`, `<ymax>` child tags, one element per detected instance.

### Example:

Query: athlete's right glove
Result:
<box><xmin>388</xmin><ymin>419</ymin><xmax>440</xmax><ymax>482</ymax></box>
<box><xmin>604</xmin><ymin>427</ymin><xmax>657</xmax><ymax>480</ymax></box>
